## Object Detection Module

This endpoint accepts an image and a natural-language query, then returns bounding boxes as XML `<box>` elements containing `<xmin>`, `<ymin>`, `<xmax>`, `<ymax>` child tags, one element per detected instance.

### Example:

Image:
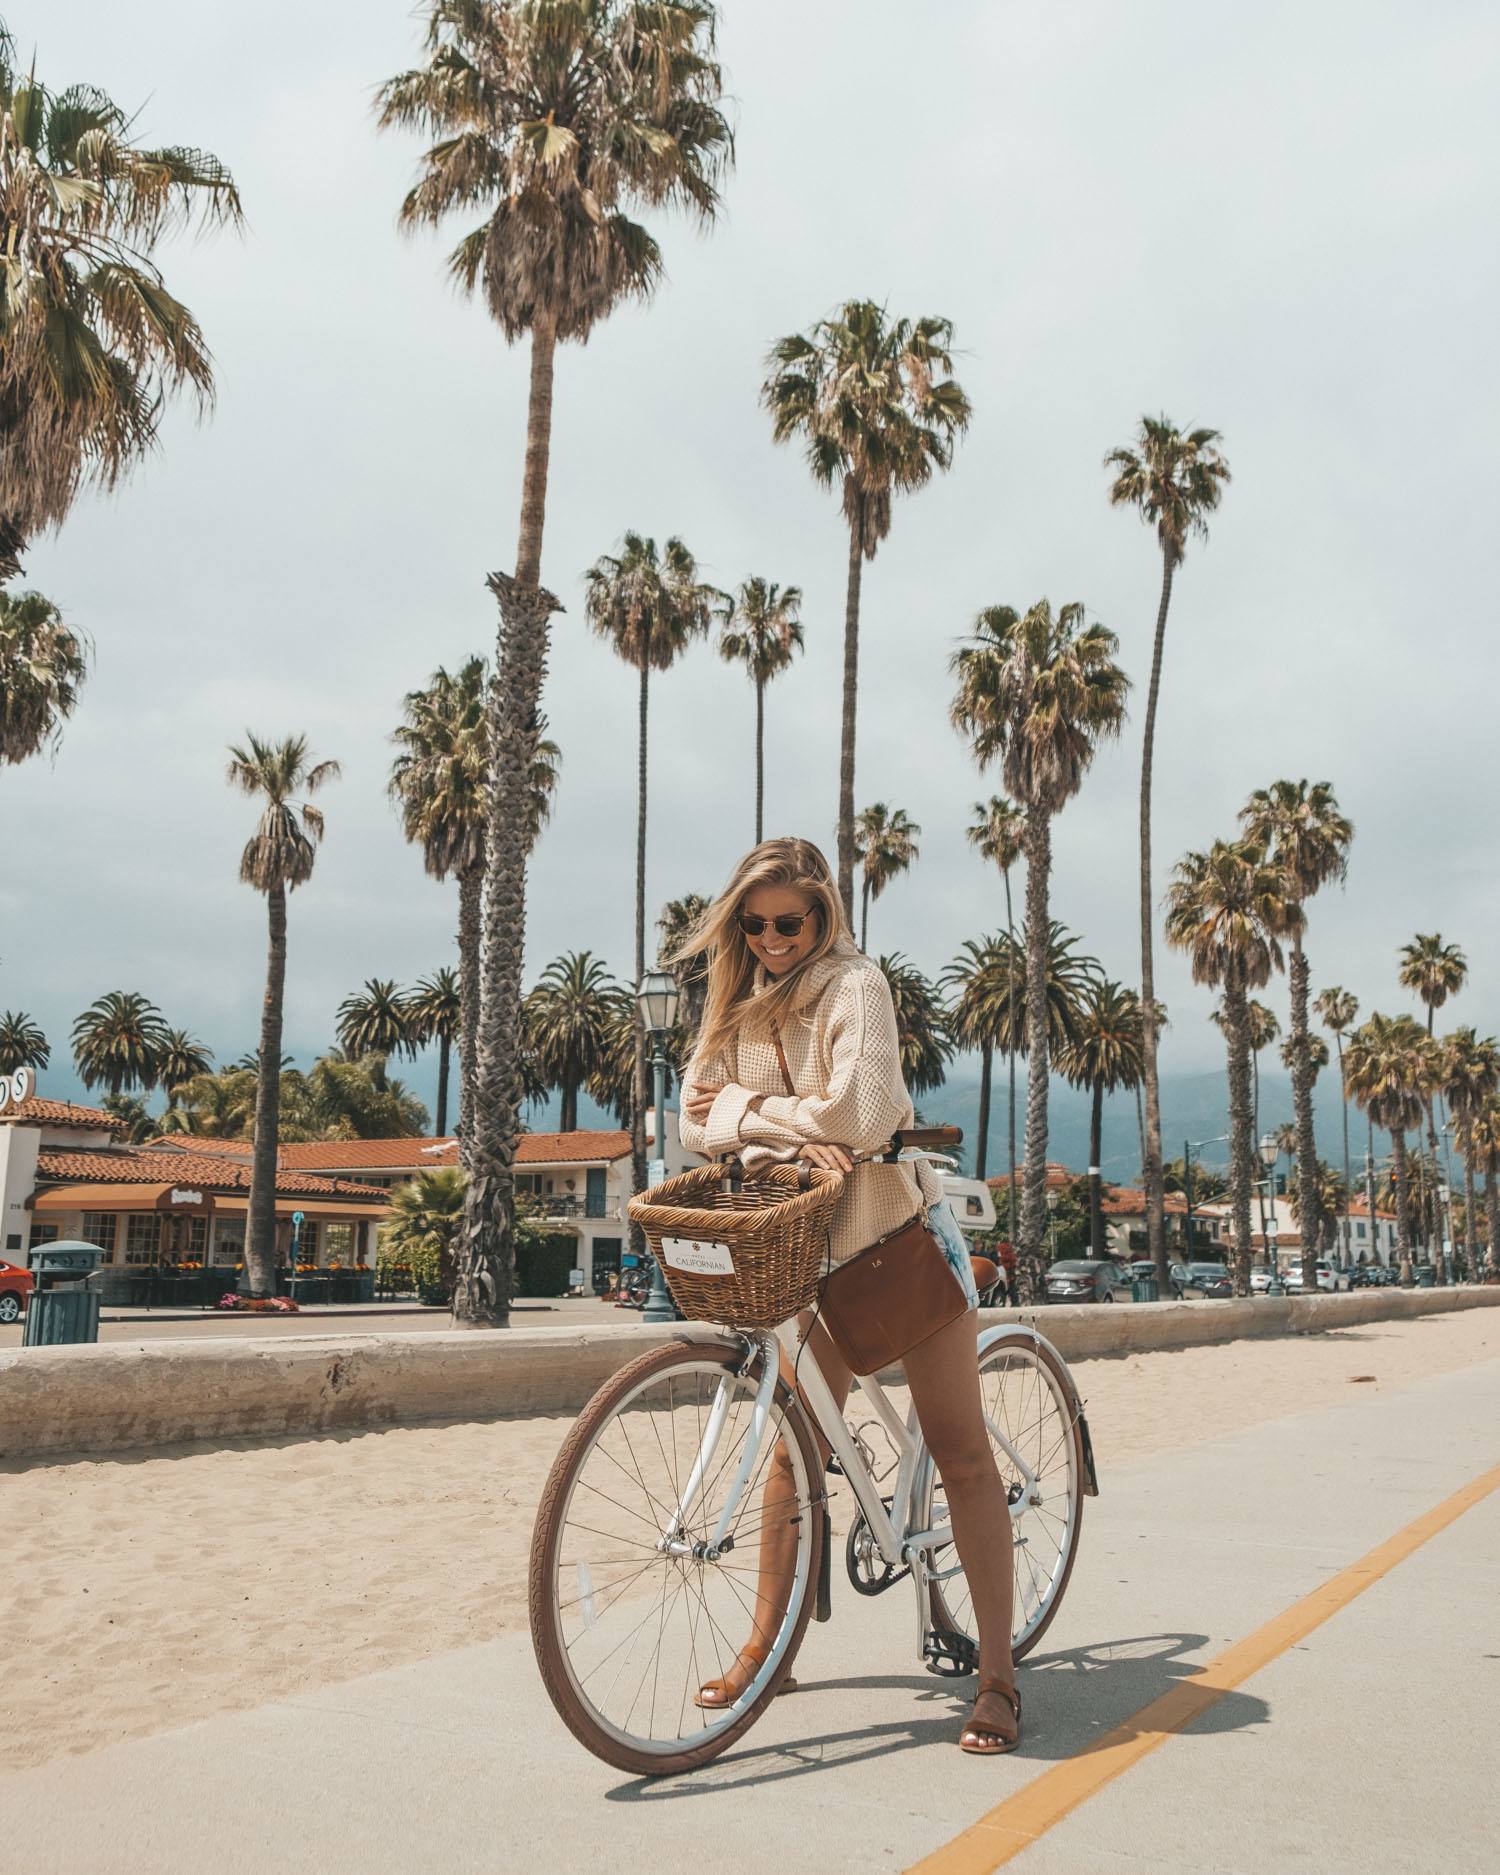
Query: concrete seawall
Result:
<box><xmin>3</xmin><ymin>1285</ymin><xmax>1498</xmax><ymax>1461</ymax></box>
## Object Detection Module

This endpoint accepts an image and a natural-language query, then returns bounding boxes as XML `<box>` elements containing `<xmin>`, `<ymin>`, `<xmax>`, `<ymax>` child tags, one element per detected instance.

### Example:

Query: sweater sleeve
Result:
<box><xmin>737</xmin><ymin>967</ymin><xmax>909</xmax><ymax>1153</ymax></box>
<box><xmin>675</xmin><ymin>1043</ymin><xmax>734</xmax><ymax>1160</ymax></box>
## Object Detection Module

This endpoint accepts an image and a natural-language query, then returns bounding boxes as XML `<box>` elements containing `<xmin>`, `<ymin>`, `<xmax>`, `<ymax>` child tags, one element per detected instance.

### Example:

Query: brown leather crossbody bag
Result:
<box><xmin>770</xmin><ymin>1030</ymin><xmax>967</xmax><ymax>1376</ymax></box>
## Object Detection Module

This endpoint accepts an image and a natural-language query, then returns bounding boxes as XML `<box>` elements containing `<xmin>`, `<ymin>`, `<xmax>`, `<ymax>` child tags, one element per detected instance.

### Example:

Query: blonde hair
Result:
<box><xmin>665</xmin><ymin>837</ymin><xmax>857</xmax><ymax>1068</ymax></box>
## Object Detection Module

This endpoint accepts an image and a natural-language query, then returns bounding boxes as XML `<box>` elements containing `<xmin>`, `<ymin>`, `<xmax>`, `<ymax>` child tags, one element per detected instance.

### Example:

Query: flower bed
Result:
<box><xmin>215</xmin><ymin>1293</ymin><xmax>300</xmax><ymax>1313</ymax></box>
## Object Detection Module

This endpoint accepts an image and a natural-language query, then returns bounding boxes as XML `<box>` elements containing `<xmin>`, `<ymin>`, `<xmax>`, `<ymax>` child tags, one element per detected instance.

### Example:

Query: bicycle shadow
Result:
<box><xmin>605</xmin><ymin>1630</ymin><xmax>1268</xmax><ymax>1800</ymax></box>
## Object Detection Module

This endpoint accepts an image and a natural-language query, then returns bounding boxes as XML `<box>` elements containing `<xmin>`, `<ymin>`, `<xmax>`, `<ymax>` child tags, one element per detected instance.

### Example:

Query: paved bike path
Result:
<box><xmin>3</xmin><ymin>1354</ymin><xmax>1496</xmax><ymax>1874</ymax></box>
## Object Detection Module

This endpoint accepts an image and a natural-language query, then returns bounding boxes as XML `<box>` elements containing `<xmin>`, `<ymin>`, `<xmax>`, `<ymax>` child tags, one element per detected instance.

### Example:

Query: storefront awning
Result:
<box><xmin>31</xmin><ymin>1182</ymin><xmax>214</xmax><ymax>1214</ymax></box>
<box><xmin>212</xmin><ymin>1196</ymin><xmax>386</xmax><ymax>1221</ymax></box>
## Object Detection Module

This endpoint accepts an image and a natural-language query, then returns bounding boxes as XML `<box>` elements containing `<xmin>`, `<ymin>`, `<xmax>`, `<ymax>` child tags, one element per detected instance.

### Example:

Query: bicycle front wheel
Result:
<box><xmin>916</xmin><ymin>1327</ymin><xmax>1085</xmax><ymax>1663</ymax></box>
<box><xmin>529</xmin><ymin>1338</ymin><xmax>824</xmax><ymax>1775</ymax></box>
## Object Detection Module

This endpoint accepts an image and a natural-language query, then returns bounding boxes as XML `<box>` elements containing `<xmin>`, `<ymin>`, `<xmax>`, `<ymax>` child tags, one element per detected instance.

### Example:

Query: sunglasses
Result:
<box><xmin>737</xmin><ymin>910</ymin><xmax>815</xmax><ymax>939</ymax></box>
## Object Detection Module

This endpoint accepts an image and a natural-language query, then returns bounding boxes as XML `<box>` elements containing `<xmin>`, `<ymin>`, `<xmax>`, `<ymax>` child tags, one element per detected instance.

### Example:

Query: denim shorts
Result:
<box><xmin>925</xmin><ymin>1195</ymin><xmax>980</xmax><ymax>1312</ymax></box>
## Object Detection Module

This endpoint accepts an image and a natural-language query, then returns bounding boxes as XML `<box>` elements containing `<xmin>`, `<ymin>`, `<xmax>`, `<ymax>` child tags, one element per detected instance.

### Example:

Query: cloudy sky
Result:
<box><xmin>7</xmin><ymin>0</ymin><xmax>1498</xmax><ymax>1121</ymax></box>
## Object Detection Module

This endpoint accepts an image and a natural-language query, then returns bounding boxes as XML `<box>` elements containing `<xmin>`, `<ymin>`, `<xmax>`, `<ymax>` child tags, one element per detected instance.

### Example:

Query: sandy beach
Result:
<box><xmin>3</xmin><ymin>1308</ymin><xmax>1495</xmax><ymax>1773</ymax></box>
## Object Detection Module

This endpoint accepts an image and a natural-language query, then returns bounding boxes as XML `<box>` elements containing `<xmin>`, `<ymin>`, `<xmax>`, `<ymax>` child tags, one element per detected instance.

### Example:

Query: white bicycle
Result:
<box><xmin>529</xmin><ymin>1127</ymin><xmax>1097</xmax><ymax>1775</ymax></box>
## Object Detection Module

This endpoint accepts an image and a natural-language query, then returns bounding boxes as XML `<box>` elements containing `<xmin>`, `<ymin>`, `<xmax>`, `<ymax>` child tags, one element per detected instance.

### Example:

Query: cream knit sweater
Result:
<box><xmin>676</xmin><ymin>935</ymin><xmax>944</xmax><ymax>1264</ymax></box>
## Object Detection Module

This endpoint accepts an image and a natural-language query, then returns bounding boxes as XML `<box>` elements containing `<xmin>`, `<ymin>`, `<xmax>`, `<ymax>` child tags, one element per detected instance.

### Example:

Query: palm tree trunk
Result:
<box><xmin>1422</xmin><ymin>1009</ymin><xmax>1447</xmax><ymax>1283</ymax></box>
<box><xmin>457</xmin><ymin>574</ymin><xmax>561</xmax><ymax>1327</ymax></box>
<box><xmin>1336</xmin><ymin>1032</ymin><xmax>1351</xmax><ymax>1265</ymax></box>
<box><xmin>1391</xmin><ymin>1128</ymin><xmax>1413</xmax><ymax>1283</ymax></box>
<box><xmin>561</xmin><ymin>1078</ymin><xmax>578</xmax><ymax>1134</ymax></box>
<box><xmin>975</xmin><ymin>1041</ymin><xmax>992</xmax><ymax>1182</ymax></box>
<box><xmin>1223</xmin><ymin>979</ymin><xmax>1255</xmax><ymax>1298</ymax></box>
<box><xmin>456</xmin><ymin>865</ymin><xmax>482</xmax><ymax>1161</ymax></box>
<box><xmin>860</xmin><ymin>875</ymin><xmax>870</xmax><ymax>953</ymax></box>
<box><xmin>754</xmin><ymin>675</ymin><xmax>765</xmax><ymax>844</ymax></box>
<box><xmin>1018</xmin><ymin>806</ymin><xmax>1053</xmax><ymax>1300</ymax></box>
<box><xmin>836</xmin><ymin>508</ymin><xmax>864</xmax><ymax>925</ymax></box>
<box><xmin>434</xmin><ymin>1030</ymin><xmax>451</xmax><ymax>1138</ymax></box>
<box><xmin>1004</xmin><ymin>868</ymin><xmax>1018</xmax><ymax>1247</ymax></box>
<box><xmin>515</xmin><ymin>317</ymin><xmax>556</xmax><ymax>588</ymax></box>
<box><xmin>1459</xmin><ymin>1128</ymin><xmax>1477</xmax><ymax>1280</ymax></box>
<box><xmin>1138</xmin><ymin>545</ymin><xmax>1175</xmax><ymax>1284</ymax></box>
<box><xmin>1486</xmin><ymin>1151</ymin><xmax>1499</xmax><ymax>1278</ymax></box>
<box><xmin>246</xmin><ymin>881</ymin><xmax>287</xmax><ymax>1298</ymax></box>
<box><xmin>1289</xmin><ymin>937</ymin><xmax>1320</xmax><ymax>1291</ymax></box>
<box><xmin>1089</xmin><ymin>1077</ymin><xmax>1105</xmax><ymax>1258</ymax></box>
<box><xmin>630</xmin><ymin>657</ymin><xmax>650</xmax><ymax>1257</ymax></box>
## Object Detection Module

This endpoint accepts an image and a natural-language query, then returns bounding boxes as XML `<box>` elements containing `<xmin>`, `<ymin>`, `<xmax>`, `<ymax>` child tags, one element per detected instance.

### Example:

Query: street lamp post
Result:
<box><xmin>637</xmin><ymin>968</ymin><xmax>681</xmax><ymax>1325</ymax></box>
<box><xmin>1258</xmin><ymin>1132</ymin><xmax>1284</xmax><ymax>1297</ymax></box>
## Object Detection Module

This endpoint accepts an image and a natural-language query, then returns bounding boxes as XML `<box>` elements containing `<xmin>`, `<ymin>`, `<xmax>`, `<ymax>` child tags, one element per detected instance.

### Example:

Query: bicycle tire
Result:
<box><xmin>530</xmin><ymin>1337</ymin><xmax>825</xmax><ymax>1775</ymax></box>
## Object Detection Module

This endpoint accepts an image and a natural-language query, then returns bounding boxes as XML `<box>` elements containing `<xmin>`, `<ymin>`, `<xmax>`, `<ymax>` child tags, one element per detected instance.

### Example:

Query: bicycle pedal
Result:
<box><xmin>922</xmin><ymin>1628</ymin><xmax>978</xmax><ymax>1677</ymax></box>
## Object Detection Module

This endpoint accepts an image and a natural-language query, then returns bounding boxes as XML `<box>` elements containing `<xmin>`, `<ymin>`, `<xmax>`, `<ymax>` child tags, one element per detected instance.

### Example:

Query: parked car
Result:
<box><xmin>1045</xmin><ymin>1258</ymin><xmax>1131</xmax><ymax>1303</ymax></box>
<box><xmin>1130</xmin><ymin>1259</ymin><xmax>1185</xmax><ymax>1300</ymax></box>
<box><xmin>0</xmin><ymin>1259</ymin><xmax>34</xmax><ymax>1323</ymax></box>
<box><xmin>1177</xmin><ymin>1261</ymin><xmax>1233</xmax><ymax>1299</ymax></box>
<box><xmin>1282</xmin><ymin>1260</ymin><xmax>1352</xmax><ymax>1293</ymax></box>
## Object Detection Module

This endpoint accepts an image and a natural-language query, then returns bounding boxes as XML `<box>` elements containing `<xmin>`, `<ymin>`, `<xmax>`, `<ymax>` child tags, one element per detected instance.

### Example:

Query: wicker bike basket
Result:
<box><xmin>627</xmin><ymin>1161</ymin><xmax>845</xmax><ymax>1327</ymax></box>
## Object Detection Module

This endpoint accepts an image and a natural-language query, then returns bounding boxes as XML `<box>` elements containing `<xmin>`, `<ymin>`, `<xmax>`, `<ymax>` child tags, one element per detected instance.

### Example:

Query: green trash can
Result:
<box><xmin>1415</xmin><ymin>1265</ymin><xmax>1436</xmax><ymax>1288</ymax></box>
<box><xmin>22</xmin><ymin>1242</ymin><xmax>104</xmax><ymax>1347</ymax></box>
<box><xmin>1130</xmin><ymin>1277</ymin><xmax>1159</xmax><ymax>1303</ymax></box>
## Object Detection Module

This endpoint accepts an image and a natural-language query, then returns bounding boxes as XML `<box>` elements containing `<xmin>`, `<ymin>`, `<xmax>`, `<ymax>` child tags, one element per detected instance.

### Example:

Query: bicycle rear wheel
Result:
<box><xmin>917</xmin><ymin>1328</ymin><xmax>1085</xmax><ymax>1663</ymax></box>
<box><xmin>530</xmin><ymin>1338</ymin><xmax>824</xmax><ymax>1775</ymax></box>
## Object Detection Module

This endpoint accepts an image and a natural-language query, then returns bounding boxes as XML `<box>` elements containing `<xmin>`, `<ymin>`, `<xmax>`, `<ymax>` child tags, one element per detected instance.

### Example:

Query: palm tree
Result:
<box><xmin>525</xmin><ymin>952</ymin><xmax>621</xmax><ymax>1132</ymax></box>
<box><xmin>764</xmin><ymin>301</ymin><xmax>971</xmax><ymax>918</ymax></box>
<box><xmin>102</xmin><ymin>1093</ymin><xmax>154</xmax><ymax>1144</ymax></box>
<box><xmin>585</xmin><ymin>988</ymin><xmax>644</xmax><ymax>1127</ymax></box>
<box><xmin>1</xmin><ymin>590</ymin><xmax>89</xmax><ymax>768</ymax></box>
<box><xmin>1283</xmin><ymin>1032</ymin><xmax>1329</xmax><ymax>1079</ymax></box>
<box><xmin>1056</xmin><ymin>980</ymin><xmax>1145</xmax><ymax>1257</ymax></box>
<box><xmin>716</xmin><ymin>579</ymin><xmax>804</xmax><ymax>841</ymax></box>
<box><xmin>854</xmin><ymin>804</ymin><xmax>921</xmax><ymax>952</ymax></box>
<box><xmin>966</xmin><ymin>797</ymin><xmax>1025</xmax><ymax>1199</ymax></box>
<box><xmin>877</xmin><ymin>955</ymin><xmax>953</xmax><ymax>1099</ymax></box>
<box><xmin>657</xmin><ymin>893</ymin><xmax>711</xmax><ymax>1036</ymax></box>
<box><xmin>0</xmin><ymin>29</ymin><xmax>241</xmax><ymax>580</ymax></box>
<box><xmin>1164</xmin><ymin>839</ymin><xmax>1294</xmax><ymax>1296</ymax></box>
<box><xmin>1399</xmin><ymin>933</ymin><xmax>1468</xmax><ymax>1279</ymax></box>
<box><xmin>379</xmin><ymin>6</ymin><xmax>730</xmax><ymax>1329</ymax></box>
<box><xmin>71</xmin><ymin>992</ymin><xmax>169</xmax><ymax>1096</ymax></box>
<box><xmin>1241</xmin><ymin>779</ymin><xmax>1353</xmax><ymax>1289</ymax></box>
<box><xmin>585</xmin><ymin>531</ymin><xmax>716</xmax><ymax>1245</ymax></box>
<box><xmin>384</xmin><ymin>1167</ymin><xmax>468</xmax><ymax>1296</ymax></box>
<box><xmin>293</xmin><ymin>1053</ymin><xmax>429</xmax><ymax>1142</ymax></box>
<box><xmin>337</xmin><ymin>980</ymin><xmax>416</xmax><ymax>1090</ymax></box>
<box><xmin>160</xmin><ymin>1067</ymin><xmax>259</xmax><ymax>1139</ymax></box>
<box><xmin>1440</xmin><ymin>1028</ymin><xmax>1500</xmax><ymax>1280</ymax></box>
<box><xmin>157</xmin><ymin>1030</ymin><xmax>213</xmax><ymax>1102</ymax></box>
<box><xmin>1462</xmin><ymin>1095</ymin><xmax>1500</xmax><ymax>1278</ymax></box>
<box><xmin>228</xmin><ymin>735</ymin><xmax>340</xmax><ymax>1297</ymax></box>
<box><xmin>407</xmin><ymin>969</ymin><xmax>463</xmax><ymax>1137</ymax></box>
<box><xmin>1105</xmin><ymin>416</ymin><xmax>1231</xmax><ymax>1270</ymax></box>
<box><xmin>0</xmin><ymin>1011</ymin><xmax>49</xmax><ymax>1075</ymax></box>
<box><xmin>951</xmin><ymin>600</ymin><xmax>1128</xmax><ymax>1293</ymax></box>
<box><xmin>1344</xmin><ymin>1012</ymin><xmax>1439</xmax><ymax>1284</ymax></box>
<box><xmin>1315</xmin><ymin>985</ymin><xmax>1360</xmax><ymax>1263</ymax></box>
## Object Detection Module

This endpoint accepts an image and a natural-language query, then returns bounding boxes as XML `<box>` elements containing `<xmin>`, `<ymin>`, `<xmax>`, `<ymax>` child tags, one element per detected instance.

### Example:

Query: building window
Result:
<box><xmin>125</xmin><ymin>1215</ymin><xmax>161</xmax><ymax>1265</ymax></box>
<box><xmin>28</xmin><ymin>1222</ymin><xmax>60</xmax><ymax>1253</ymax></box>
<box><xmin>184</xmin><ymin>1217</ymin><xmax>208</xmax><ymax>1262</ymax></box>
<box><xmin>1356</xmin><ymin>1221</ymin><xmax>1366</xmax><ymax>1240</ymax></box>
<box><xmin>213</xmin><ymin>1218</ymin><xmax>245</xmax><ymax>1267</ymax></box>
<box><xmin>295</xmin><ymin>1220</ymin><xmax>320</xmax><ymax>1265</ymax></box>
<box><xmin>81</xmin><ymin>1213</ymin><xmax>118</xmax><ymax>1261</ymax></box>
<box><xmin>323</xmin><ymin>1222</ymin><xmax>354</xmax><ymax>1264</ymax></box>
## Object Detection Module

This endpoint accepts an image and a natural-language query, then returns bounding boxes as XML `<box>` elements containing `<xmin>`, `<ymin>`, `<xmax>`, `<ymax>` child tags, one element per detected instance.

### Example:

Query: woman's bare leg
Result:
<box><xmin>901</xmin><ymin>1309</ymin><xmax>1018</xmax><ymax>1745</ymax></box>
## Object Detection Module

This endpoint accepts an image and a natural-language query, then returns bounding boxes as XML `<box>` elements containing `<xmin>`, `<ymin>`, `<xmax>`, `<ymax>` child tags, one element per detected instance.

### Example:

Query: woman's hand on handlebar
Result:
<box><xmin>798</xmin><ymin>1141</ymin><xmax>855</xmax><ymax>1174</ymax></box>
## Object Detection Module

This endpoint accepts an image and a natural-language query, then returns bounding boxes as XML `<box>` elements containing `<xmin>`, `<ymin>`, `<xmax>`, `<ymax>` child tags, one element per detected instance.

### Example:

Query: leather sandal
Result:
<box><xmin>694</xmin><ymin>1642</ymin><xmax>797</xmax><ymax>1710</ymax></box>
<box><xmin>960</xmin><ymin>1674</ymin><xmax>1021</xmax><ymax>1754</ymax></box>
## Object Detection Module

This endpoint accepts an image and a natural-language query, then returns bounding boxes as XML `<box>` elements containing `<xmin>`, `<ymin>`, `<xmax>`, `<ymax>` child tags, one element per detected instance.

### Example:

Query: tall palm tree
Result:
<box><xmin>854</xmin><ymin>804</ymin><xmax>920</xmax><ymax>953</ymax></box>
<box><xmin>0</xmin><ymin>28</ymin><xmax>241</xmax><ymax>579</ymax></box>
<box><xmin>1399</xmin><ymin>933</ymin><xmax>1467</xmax><ymax>1279</ymax></box>
<box><xmin>716</xmin><ymin>579</ymin><xmax>804</xmax><ymax>841</ymax></box>
<box><xmin>585</xmin><ymin>531</ymin><xmax>715</xmax><ymax>1244</ymax></box>
<box><xmin>379</xmin><ymin>3</ymin><xmax>731</xmax><ymax>1329</ymax></box>
<box><xmin>294</xmin><ymin>1053</ymin><xmax>430</xmax><ymax>1142</ymax></box>
<box><xmin>1164</xmin><ymin>839</ymin><xmax>1294</xmax><ymax>1296</ymax></box>
<box><xmin>0</xmin><ymin>1011</ymin><xmax>49</xmax><ymax>1075</ymax></box>
<box><xmin>228</xmin><ymin>735</ymin><xmax>340</xmax><ymax>1298</ymax></box>
<box><xmin>585</xmin><ymin>987</ymin><xmax>644</xmax><ymax>1127</ymax></box>
<box><xmin>1315</xmin><ymin>985</ymin><xmax>1360</xmax><ymax>1263</ymax></box>
<box><xmin>951</xmin><ymin>600</ymin><xmax>1129</xmax><ymax>1294</ymax></box>
<box><xmin>1</xmin><ymin>590</ymin><xmax>89</xmax><ymax>768</ymax></box>
<box><xmin>407</xmin><ymin>968</ymin><xmax>463</xmax><ymax>1137</ymax></box>
<box><xmin>71</xmin><ymin>992</ymin><xmax>169</xmax><ymax>1096</ymax></box>
<box><xmin>1344</xmin><ymin>1012</ymin><xmax>1439</xmax><ymax>1284</ymax></box>
<box><xmin>966</xmin><ymin>797</ymin><xmax>1025</xmax><ymax>1199</ymax></box>
<box><xmin>876</xmin><ymin>955</ymin><xmax>953</xmax><ymax>1099</ymax></box>
<box><xmin>1056</xmin><ymin>980</ymin><xmax>1145</xmax><ymax>1258</ymax></box>
<box><xmin>1283</xmin><ymin>1032</ymin><xmax>1329</xmax><ymax>1080</ymax></box>
<box><xmin>1440</xmin><ymin>1028</ymin><xmax>1500</xmax><ymax>1280</ymax></box>
<box><xmin>157</xmin><ymin>1029</ymin><xmax>213</xmax><ymax>1103</ymax></box>
<box><xmin>1462</xmin><ymin>1095</ymin><xmax>1500</xmax><ymax>1278</ymax></box>
<box><xmin>337</xmin><ymin>980</ymin><xmax>416</xmax><ymax>1090</ymax></box>
<box><xmin>524</xmin><ymin>952</ymin><xmax>621</xmax><ymax>1132</ymax></box>
<box><xmin>160</xmin><ymin>1067</ymin><xmax>259</xmax><ymax>1140</ymax></box>
<box><xmin>1104</xmin><ymin>416</ymin><xmax>1231</xmax><ymax>1270</ymax></box>
<box><xmin>1241</xmin><ymin>779</ymin><xmax>1353</xmax><ymax>1289</ymax></box>
<box><xmin>657</xmin><ymin>893</ymin><xmax>711</xmax><ymax>1036</ymax></box>
<box><xmin>764</xmin><ymin>301</ymin><xmax>971</xmax><ymax>918</ymax></box>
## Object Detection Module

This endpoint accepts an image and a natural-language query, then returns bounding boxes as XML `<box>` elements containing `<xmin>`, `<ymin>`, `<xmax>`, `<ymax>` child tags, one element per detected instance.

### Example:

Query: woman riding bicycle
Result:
<box><xmin>670</xmin><ymin>836</ymin><xmax>1021</xmax><ymax>1755</ymax></box>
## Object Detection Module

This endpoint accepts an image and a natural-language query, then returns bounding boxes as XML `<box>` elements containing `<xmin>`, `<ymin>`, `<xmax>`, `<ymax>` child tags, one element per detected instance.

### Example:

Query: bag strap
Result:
<box><xmin>771</xmin><ymin>1027</ymin><xmax>795</xmax><ymax>1096</ymax></box>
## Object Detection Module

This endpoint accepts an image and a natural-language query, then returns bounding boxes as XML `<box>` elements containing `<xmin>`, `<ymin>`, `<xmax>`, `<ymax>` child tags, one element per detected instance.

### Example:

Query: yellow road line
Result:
<box><xmin>907</xmin><ymin>1459</ymin><xmax>1500</xmax><ymax>1875</ymax></box>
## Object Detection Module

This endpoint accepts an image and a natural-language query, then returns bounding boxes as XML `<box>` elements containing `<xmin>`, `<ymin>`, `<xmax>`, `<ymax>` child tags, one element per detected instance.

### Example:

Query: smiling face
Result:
<box><xmin>738</xmin><ymin>883</ymin><xmax>822</xmax><ymax>977</ymax></box>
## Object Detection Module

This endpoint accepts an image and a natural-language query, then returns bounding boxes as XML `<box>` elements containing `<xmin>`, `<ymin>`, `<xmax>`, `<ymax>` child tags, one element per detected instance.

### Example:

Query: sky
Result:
<box><xmin>6</xmin><ymin>0</ymin><xmax>1498</xmax><ymax>1129</ymax></box>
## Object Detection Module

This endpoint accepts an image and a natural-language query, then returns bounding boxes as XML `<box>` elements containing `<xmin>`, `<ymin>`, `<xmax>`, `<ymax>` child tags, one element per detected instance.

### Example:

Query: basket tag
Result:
<box><xmin>661</xmin><ymin>1236</ymin><xmax>735</xmax><ymax>1276</ymax></box>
